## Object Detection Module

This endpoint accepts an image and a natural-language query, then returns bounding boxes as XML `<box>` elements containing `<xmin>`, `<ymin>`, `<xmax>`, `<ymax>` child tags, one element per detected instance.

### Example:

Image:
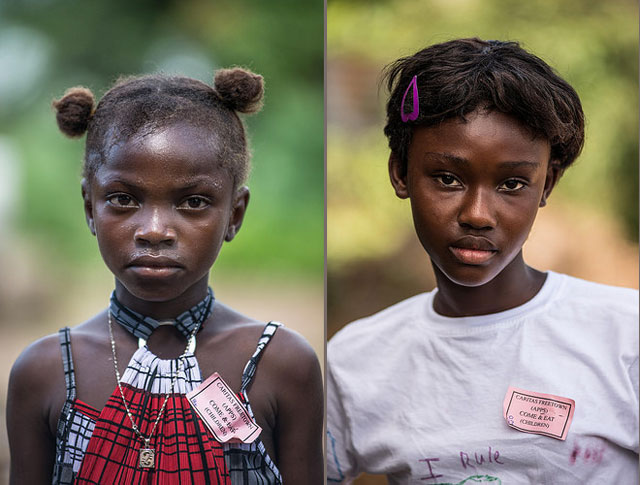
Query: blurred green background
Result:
<box><xmin>327</xmin><ymin>1</ymin><xmax>637</xmax><ymax>482</ymax></box>
<box><xmin>0</xmin><ymin>1</ymin><xmax>323</xmax><ymax>482</ymax></box>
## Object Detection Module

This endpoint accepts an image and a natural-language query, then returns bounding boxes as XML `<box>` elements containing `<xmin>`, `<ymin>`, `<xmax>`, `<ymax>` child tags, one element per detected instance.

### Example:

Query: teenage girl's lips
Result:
<box><xmin>127</xmin><ymin>256</ymin><xmax>183</xmax><ymax>277</ymax></box>
<box><xmin>449</xmin><ymin>247</ymin><xmax>497</xmax><ymax>265</ymax></box>
<box><xmin>449</xmin><ymin>236</ymin><xmax>498</xmax><ymax>265</ymax></box>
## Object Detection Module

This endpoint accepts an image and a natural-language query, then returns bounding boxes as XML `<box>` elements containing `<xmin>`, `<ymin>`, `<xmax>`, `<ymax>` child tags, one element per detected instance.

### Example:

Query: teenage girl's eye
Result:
<box><xmin>107</xmin><ymin>194</ymin><xmax>138</xmax><ymax>208</ymax></box>
<box><xmin>178</xmin><ymin>196</ymin><xmax>210</xmax><ymax>210</ymax></box>
<box><xmin>499</xmin><ymin>179</ymin><xmax>526</xmax><ymax>191</ymax></box>
<box><xmin>435</xmin><ymin>174</ymin><xmax>461</xmax><ymax>187</ymax></box>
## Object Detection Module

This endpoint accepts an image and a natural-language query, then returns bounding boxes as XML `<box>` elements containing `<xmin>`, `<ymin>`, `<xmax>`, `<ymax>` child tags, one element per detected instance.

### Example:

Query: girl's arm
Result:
<box><xmin>271</xmin><ymin>329</ymin><xmax>324</xmax><ymax>483</ymax></box>
<box><xmin>7</xmin><ymin>336</ymin><xmax>62</xmax><ymax>485</ymax></box>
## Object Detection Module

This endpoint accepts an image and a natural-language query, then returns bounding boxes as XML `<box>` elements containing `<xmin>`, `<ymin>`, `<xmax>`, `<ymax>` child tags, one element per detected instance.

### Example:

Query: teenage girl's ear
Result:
<box><xmin>81</xmin><ymin>178</ymin><xmax>96</xmax><ymax>236</ymax></box>
<box><xmin>225</xmin><ymin>186</ymin><xmax>250</xmax><ymax>242</ymax></box>
<box><xmin>388</xmin><ymin>152</ymin><xmax>409</xmax><ymax>199</ymax></box>
<box><xmin>539</xmin><ymin>161</ymin><xmax>564</xmax><ymax>208</ymax></box>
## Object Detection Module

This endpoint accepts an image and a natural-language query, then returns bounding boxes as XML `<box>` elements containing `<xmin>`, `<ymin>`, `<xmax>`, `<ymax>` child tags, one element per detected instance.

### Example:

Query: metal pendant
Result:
<box><xmin>139</xmin><ymin>447</ymin><xmax>155</xmax><ymax>468</ymax></box>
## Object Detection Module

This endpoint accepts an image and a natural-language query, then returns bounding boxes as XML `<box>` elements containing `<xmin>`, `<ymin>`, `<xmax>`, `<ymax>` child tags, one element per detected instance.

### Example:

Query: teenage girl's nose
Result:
<box><xmin>457</xmin><ymin>187</ymin><xmax>496</xmax><ymax>230</ymax></box>
<box><xmin>134</xmin><ymin>205</ymin><xmax>177</xmax><ymax>246</ymax></box>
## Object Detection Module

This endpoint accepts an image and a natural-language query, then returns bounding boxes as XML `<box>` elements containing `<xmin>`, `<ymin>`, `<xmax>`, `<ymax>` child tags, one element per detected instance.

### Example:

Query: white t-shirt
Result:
<box><xmin>327</xmin><ymin>272</ymin><xmax>639</xmax><ymax>484</ymax></box>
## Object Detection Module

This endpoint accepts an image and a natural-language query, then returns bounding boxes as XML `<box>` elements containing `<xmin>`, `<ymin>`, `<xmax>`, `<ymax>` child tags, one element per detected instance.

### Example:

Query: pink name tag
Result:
<box><xmin>187</xmin><ymin>372</ymin><xmax>262</xmax><ymax>444</ymax></box>
<box><xmin>503</xmin><ymin>386</ymin><xmax>575</xmax><ymax>441</ymax></box>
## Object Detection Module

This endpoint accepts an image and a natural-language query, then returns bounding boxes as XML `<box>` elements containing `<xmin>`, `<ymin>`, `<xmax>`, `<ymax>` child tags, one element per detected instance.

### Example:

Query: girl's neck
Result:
<box><xmin>114</xmin><ymin>277</ymin><xmax>210</xmax><ymax>319</ymax></box>
<box><xmin>432</xmin><ymin>253</ymin><xmax>546</xmax><ymax>317</ymax></box>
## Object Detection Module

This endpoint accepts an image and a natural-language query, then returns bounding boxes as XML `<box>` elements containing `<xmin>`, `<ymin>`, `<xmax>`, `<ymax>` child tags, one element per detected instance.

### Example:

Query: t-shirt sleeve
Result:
<box><xmin>327</xmin><ymin>359</ymin><xmax>358</xmax><ymax>483</ymax></box>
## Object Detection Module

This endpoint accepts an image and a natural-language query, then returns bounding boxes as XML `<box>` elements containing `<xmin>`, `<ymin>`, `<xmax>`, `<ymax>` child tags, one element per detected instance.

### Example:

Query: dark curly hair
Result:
<box><xmin>383</xmin><ymin>38</ymin><xmax>584</xmax><ymax>175</ymax></box>
<box><xmin>52</xmin><ymin>67</ymin><xmax>264</xmax><ymax>186</ymax></box>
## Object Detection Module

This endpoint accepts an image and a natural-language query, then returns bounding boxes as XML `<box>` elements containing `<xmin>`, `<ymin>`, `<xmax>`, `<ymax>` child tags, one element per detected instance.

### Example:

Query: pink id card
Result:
<box><xmin>187</xmin><ymin>372</ymin><xmax>262</xmax><ymax>444</ymax></box>
<box><xmin>503</xmin><ymin>386</ymin><xmax>575</xmax><ymax>440</ymax></box>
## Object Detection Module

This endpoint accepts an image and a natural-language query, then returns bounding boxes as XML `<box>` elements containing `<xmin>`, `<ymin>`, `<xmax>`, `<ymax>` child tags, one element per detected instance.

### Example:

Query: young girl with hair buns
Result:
<box><xmin>7</xmin><ymin>67</ymin><xmax>323</xmax><ymax>484</ymax></box>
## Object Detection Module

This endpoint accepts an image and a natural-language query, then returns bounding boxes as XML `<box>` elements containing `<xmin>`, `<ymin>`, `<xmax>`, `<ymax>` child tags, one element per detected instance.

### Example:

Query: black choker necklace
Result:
<box><xmin>109</xmin><ymin>288</ymin><xmax>214</xmax><ymax>340</ymax></box>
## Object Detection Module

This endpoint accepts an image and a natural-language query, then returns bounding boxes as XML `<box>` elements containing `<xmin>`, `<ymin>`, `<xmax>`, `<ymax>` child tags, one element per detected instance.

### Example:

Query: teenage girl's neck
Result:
<box><xmin>432</xmin><ymin>252</ymin><xmax>547</xmax><ymax>317</ymax></box>
<box><xmin>113</xmin><ymin>277</ymin><xmax>210</xmax><ymax>319</ymax></box>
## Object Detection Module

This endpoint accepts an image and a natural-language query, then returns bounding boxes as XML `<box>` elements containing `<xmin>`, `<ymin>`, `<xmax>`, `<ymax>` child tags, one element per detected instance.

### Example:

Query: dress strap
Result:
<box><xmin>58</xmin><ymin>327</ymin><xmax>77</xmax><ymax>401</ymax></box>
<box><xmin>240</xmin><ymin>322</ymin><xmax>282</xmax><ymax>393</ymax></box>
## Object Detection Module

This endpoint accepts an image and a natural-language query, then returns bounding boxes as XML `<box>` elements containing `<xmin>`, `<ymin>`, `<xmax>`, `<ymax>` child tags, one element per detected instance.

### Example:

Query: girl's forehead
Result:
<box><xmin>130</xmin><ymin>122</ymin><xmax>220</xmax><ymax>153</ymax></box>
<box><xmin>95</xmin><ymin>123</ymin><xmax>232</xmax><ymax>185</ymax></box>
<box><xmin>425</xmin><ymin>111</ymin><xmax>545</xmax><ymax>144</ymax></box>
<box><xmin>410</xmin><ymin>110</ymin><xmax>551</xmax><ymax>164</ymax></box>
<box><xmin>108</xmin><ymin>122</ymin><xmax>219</xmax><ymax>163</ymax></box>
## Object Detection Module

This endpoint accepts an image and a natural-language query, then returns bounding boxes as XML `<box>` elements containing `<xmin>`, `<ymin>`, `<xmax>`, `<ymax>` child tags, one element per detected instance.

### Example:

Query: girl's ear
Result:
<box><xmin>540</xmin><ymin>161</ymin><xmax>564</xmax><ymax>208</ymax></box>
<box><xmin>81</xmin><ymin>178</ymin><xmax>96</xmax><ymax>236</ymax></box>
<box><xmin>225</xmin><ymin>186</ymin><xmax>250</xmax><ymax>242</ymax></box>
<box><xmin>388</xmin><ymin>152</ymin><xmax>409</xmax><ymax>199</ymax></box>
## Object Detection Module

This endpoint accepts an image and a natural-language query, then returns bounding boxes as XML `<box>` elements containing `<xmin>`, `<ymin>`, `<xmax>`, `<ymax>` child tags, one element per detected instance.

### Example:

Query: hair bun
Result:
<box><xmin>52</xmin><ymin>87</ymin><xmax>95</xmax><ymax>137</ymax></box>
<box><xmin>214</xmin><ymin>67</ymin><xmax>264</xmax><ymax>114</ymax></box>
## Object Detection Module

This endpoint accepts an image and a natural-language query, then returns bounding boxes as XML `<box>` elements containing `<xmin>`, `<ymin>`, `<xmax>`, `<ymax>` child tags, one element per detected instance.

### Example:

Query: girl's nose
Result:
<box><xmin>457</xmin><ymin>187</ymin><xmax>496</xmax><ymax>230</ymax></box>
<box><xmin>134</xmin><ymin>206</ymin><xmax>177</xmax><ymax>246</ymax></box>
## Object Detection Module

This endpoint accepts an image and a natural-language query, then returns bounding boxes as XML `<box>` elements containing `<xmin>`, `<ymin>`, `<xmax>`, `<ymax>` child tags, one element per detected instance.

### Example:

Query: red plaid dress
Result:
<box><xmin>53</xmin><ymin>323</ymin><xmax>283</xmax><ymax>484</ymax></box>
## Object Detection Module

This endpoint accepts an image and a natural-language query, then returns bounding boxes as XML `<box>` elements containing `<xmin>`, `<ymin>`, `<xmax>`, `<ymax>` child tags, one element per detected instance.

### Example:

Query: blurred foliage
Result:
<box><xmin>328</xmin><ymin>130</ymin><xmax>412</xmax><ymax>261</ymax></box>
<box><xmin>0</xmin><ymin>0</ymin><xmax>323</xmax><ymax>276</ymax></box>
<box><xmin>327</xmin><ymin>0</ymin><xmax>638</xmax><ymax>267</ymax></box>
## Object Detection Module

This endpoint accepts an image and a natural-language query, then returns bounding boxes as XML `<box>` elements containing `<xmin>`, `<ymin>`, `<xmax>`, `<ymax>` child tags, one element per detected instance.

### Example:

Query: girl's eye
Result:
<box><xmin>107</xmin><ymin>194</ymin><xmax>138</xmax><ymax>208</ymax></box>
<box><xmin>435</xmin><ymin>174</ymin><xmax>461</xmax><ymax>187</ymax></box>
<box><xmin>179</xmin><ymin>196</ymin><xmax>210</xmax><ymax>210</ymax></box>
<box><xmin>499</xmin><ymin>179</ymin><xmax>526</xmax><ymax>191</ymax></box>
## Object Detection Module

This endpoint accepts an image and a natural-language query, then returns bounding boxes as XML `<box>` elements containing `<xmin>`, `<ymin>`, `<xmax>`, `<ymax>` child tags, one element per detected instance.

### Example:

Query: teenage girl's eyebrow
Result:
<box><xmin>423</xmin><ymin>152</ymin><xmax>540</xmax><ymax>169</ymax></box>
<box><xmin>497</xmin><ymin>160</ymin><xmax>540</xmax><ymax>170</ymax></box>
<box><xmin>423</xmin><ymin>152</ymin><xmax>469</xmax><ymax>165</ymax></box>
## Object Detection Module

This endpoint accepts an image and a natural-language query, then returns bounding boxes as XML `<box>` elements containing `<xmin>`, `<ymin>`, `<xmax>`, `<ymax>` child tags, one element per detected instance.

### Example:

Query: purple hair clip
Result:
<box><xmin>400</xmin><ymin>75</ymin><xmax>419</xmax><ymax>122</ymax></box>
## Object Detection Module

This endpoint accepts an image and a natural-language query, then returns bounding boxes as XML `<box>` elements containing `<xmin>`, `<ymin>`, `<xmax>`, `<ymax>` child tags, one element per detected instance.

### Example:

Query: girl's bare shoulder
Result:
<box><xmin>10</xmin><ymin>331</ymin><xmax>64</xmax><ymax>391</ymax></box>
<box><xmin>8</xmin><ymin>329</ymin><xmax>69</xmax><ymax>427</ymax></box>
<box><xmin>206</xmin><ymin>301</ymin><xmax>319</xmax><ymax>371</ymax></box>
<box><xmin>9</xmin><ymin>314</ymin><xmax>106</xmax><ymax>400</ymax></box>
<box><xmin>259</xmin><ymin>325</ymin><xmax>319</xmax><ymax>377</ymax></box>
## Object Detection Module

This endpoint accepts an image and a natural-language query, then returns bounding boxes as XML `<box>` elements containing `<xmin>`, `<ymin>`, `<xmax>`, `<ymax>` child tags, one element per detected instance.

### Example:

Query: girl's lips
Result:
<box><xmin>127</xmin><ymin>255</ymin><xmax>184</xmax><ymax>278</ymax></box>
<box><xmin>449</xmin><ymin>246</ymin><xmax>497</xmax><ymax>265</ymax></box>
<box><xmin>128</xmin><ymin>265</ymin><xmax>182</xmax><ymax>278</ymax></box>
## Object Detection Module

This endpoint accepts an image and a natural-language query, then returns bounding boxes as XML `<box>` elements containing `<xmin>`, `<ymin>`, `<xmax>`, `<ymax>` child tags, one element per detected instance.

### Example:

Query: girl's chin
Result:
<box><xmin>114</xmin><ymin>274</ymin><xmax>211</xmax><ymax>305</ymax></box>
<box><xmin>435</xmin><ymin>264</ymin><xmax>504</xmax><ymax>289</ymax></box>
<box><xmin>115</xmin><ymin>279</ymin><xmax>187</xmax><ymax>303</ymax></box>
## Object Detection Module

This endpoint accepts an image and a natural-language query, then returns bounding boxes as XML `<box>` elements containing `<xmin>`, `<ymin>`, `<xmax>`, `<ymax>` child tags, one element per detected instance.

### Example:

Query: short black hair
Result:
<box><xmin>383</xmin><ymin>38</ymin><xmax>584</xmax><ymax>174</ymax></box>
<box><xmin>53</xmin><ymin>68</ymin><xmax>264</xmax><ymax>186</ymax></box>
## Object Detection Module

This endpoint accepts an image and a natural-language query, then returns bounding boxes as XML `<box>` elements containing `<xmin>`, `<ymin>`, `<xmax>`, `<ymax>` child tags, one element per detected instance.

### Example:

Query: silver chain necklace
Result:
<box><xmin>107</xmin><ymin>311</ymin><xmax>199</xmax><ymax>469</ymax></box>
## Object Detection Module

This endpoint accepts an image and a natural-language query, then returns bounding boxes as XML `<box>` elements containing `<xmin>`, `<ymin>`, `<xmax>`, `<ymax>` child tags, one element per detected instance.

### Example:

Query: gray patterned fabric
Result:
<box><xmin>109</xmin><ymin>287</ymin><xmax>214</xmax><ymax>340</ymax></box>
